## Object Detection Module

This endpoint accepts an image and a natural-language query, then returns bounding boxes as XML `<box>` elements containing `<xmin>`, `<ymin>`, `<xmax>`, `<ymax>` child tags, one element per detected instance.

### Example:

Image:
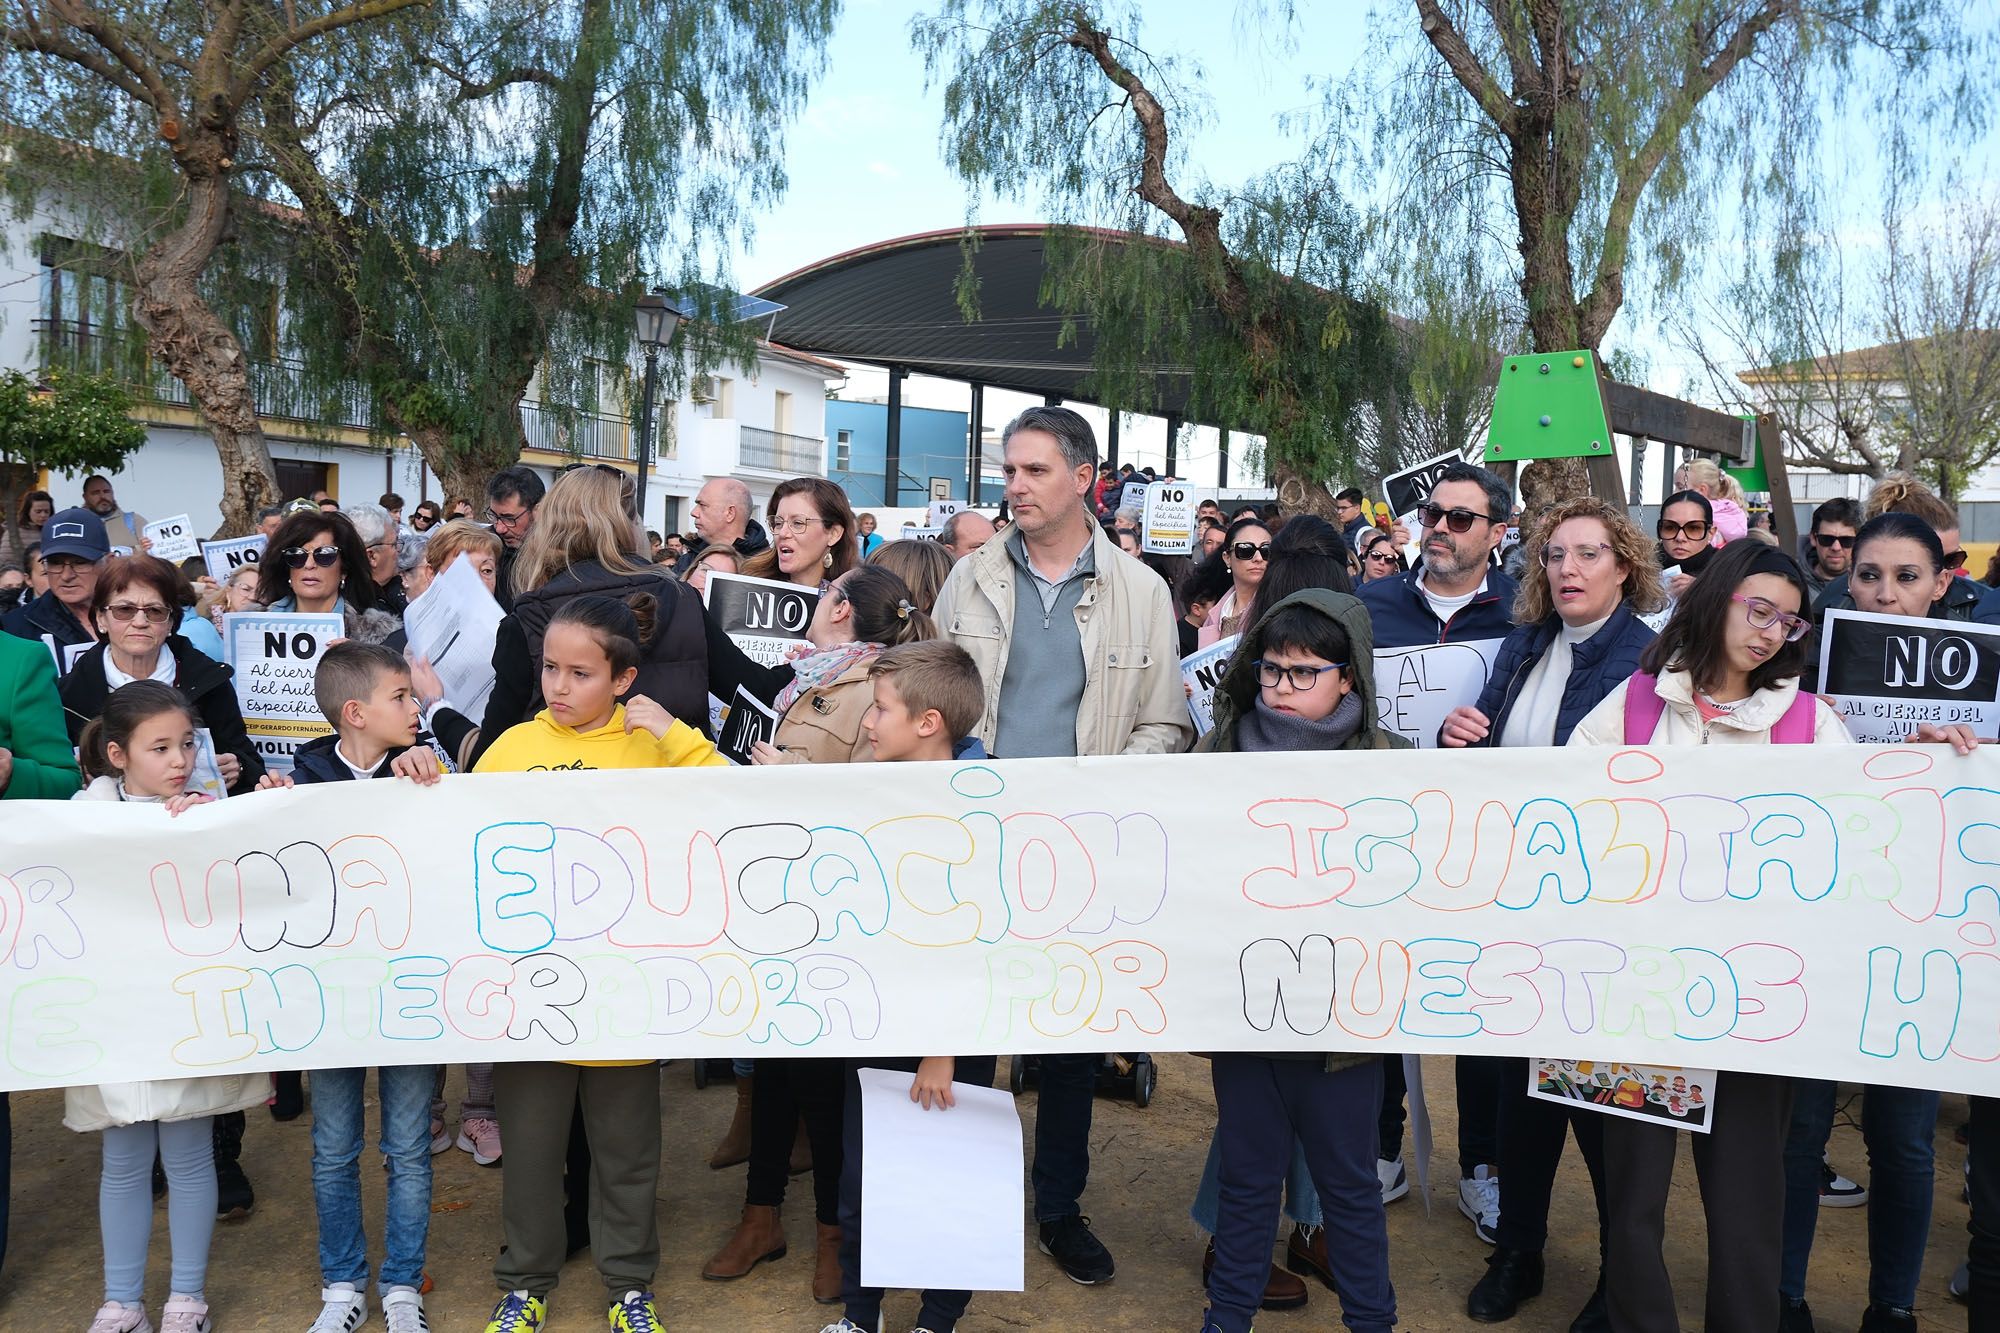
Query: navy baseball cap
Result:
<box><xmin>40</xmin><ymin>508</ymin><xmax>110</xmax><ymax>562</ymax></box>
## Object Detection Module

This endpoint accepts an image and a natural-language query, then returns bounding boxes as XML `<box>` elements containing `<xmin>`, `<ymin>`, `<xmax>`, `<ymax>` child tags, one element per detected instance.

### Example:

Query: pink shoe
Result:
<box><xmin>456</xmin><ymin>1115</ymin><xmax>501</xmax><ymax>1166</ymax></box>
<box><xmin>428</xmin><ymin>1114</ymin><xmax>451</xmax><ymax>1155</ymax></box>
<box><xmin>89</xmin><ymin>1302</ymin><xmax>152</xmax><ymax>1333</ymax></box>
<box><xmin>158</xmin><ymin>1294</ymin><xmax>213</xmax><ymax>1333</ymax></box>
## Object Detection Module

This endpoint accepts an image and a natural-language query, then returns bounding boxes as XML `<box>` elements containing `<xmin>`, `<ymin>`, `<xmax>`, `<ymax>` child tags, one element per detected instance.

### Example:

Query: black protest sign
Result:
<box><xmin>1381</xmin><ymin>451</ymin><xmax>1466</xmax><ymax>519</ymax></box>
<box><xmin>717</xmin><ymin>686</ymin><xmax>780</xmax><ymax>765</ymax></box>
<box><xmin>1819</xmin><ymin>609</ymin><xmax>2000</xmax><ymax>743</ymax></box>
<box><xmin>703</xmin><ymin>571</ymin><xmax>820</xmax><ymax>668</ymax></box>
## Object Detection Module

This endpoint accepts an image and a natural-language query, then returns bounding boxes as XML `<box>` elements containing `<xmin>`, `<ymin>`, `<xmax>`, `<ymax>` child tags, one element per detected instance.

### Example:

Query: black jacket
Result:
<box><xmin>290</xmin><ymin>731</ymin><xmax>413</xmax><ymax>783</ymax></box>
<box><xmin>58</xmin><ymin>636</ymin><xmax>267</xmax><ymax>794</ymax></box>
<box><xmin>1461</xmin><ymin>604</ymin><xmax>1656</xmax><ymax>748</ymax></box>
<box><xmin>2</xmin><ymin>590</ymin><xmax>94</xmax><ymax>667</ymax></box>
<box><xmin>673</xmin><ymin>519</ymin><xmax>772</xmax><ymax>575</ymax></box>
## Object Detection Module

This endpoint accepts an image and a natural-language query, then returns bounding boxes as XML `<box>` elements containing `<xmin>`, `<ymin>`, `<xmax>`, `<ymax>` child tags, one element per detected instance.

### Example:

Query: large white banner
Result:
<box><xmin>3</xmin><ymin>745</ymin><xmax>1999</xmax><ymax>1094</ymax></box>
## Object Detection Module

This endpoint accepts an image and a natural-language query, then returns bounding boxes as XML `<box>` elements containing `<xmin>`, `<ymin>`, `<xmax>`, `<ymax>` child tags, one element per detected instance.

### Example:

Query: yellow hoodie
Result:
<box><xmin>475</xmin><ymin>704</ymin><xmax>727</xmax><ymax>775</ymax></box>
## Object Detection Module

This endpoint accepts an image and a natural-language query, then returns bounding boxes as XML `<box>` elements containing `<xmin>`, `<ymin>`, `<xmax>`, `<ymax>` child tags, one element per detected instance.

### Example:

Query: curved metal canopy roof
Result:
<box><xmin>752</xmin><ymin>224</ymin><xmax>1204</xmax><ymax>419</ymax></box>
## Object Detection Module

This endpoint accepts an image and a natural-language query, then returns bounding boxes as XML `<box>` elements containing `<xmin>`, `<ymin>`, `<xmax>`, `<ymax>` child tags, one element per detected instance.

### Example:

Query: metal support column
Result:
<box><xmin>1164</xmin><ymin>413</ymin><xmax>1181</xmax><ymax>477</ymax></box>
<box><xmin>1106</xmin><ymin>412</ymin><xmax>1121</xmax><ymax>470</ymax></box>
<box><xmin>967</xmin><ymin>382</ymin><xmax>985</xmax><ymax>505</ymax></box>
<box><xmin>1218</xmin><ymin>427</ymin><xmax>1230</xmax><ymax>488</ymax></box>
<box><xmin>884</xmin><ymin>365</ymin><xmax>904</xmax><ymax>508</ymax></box>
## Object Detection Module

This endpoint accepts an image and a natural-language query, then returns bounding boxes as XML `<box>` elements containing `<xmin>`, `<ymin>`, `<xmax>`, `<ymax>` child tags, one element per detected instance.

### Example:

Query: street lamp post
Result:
<box><xmin>632</xmin><ymin>289</ymin><xmax>685</xmax><ymax>528</ymax></box>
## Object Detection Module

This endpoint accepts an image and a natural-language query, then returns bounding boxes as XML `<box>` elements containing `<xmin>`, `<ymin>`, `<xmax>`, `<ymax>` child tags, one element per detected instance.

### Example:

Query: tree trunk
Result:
<box><xmin>130</xmin><ymin>127</ymin><xmax>277</xmax><ymax>533</ymax></box>
<box><xmin>1273</xmin><ymin>459</ymin><xmax>1339</xmax><ymax>520</ymax></box>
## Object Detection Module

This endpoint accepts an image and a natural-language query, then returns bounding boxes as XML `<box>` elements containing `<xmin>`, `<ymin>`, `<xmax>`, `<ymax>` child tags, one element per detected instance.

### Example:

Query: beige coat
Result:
<box><xmin>933</xmin><ymin>524</ymin><xmax>1191</xmax><ymax>757</ymax></box>
<box><xmin>1567</xmin><ymin>669</ymin><xmax>1854</xmax><ymax>748</ymax></box>
<box><xmin>775</xmin><ymin>657</ymin><xmax>877</xmax><ymax>766</ymax></box>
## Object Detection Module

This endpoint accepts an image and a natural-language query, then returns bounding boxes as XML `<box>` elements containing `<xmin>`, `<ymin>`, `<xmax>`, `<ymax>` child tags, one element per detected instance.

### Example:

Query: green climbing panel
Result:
<box><xmin>1484</xmin><ymin>350</ymin><xmax>1616</xmax><ymax>463</ymax></box>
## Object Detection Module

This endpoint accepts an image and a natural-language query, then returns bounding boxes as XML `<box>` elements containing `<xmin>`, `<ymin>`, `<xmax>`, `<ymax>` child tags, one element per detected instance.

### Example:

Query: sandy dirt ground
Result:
<box><xmin>0</xmin><ymin>1057</ymin><xmax>1971</xmax><ymax>1330</ymax></box>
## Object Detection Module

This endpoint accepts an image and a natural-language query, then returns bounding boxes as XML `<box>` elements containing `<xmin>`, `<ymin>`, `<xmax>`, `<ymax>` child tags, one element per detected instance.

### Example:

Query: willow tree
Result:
<box><xmin>3</xmin><ymin>0</ymin><xmax>425</xmax><ymax>528</ymax></box>
<box><xmin>914</xmin><ymin>4</ymin><xmax>1403</xmax><ymax>514</ymax></box>
<box><xmin>264</xmin><ymin>0</ymin><xmax>837</xmax><ymax>504</ymax></box>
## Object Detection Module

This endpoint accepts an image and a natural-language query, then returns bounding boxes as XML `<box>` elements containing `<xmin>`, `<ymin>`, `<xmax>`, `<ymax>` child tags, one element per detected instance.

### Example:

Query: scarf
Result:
<box><xmin>776</xmin><ymin>640</ymin><xmax>882</xmax><ymax>715</ymax></box>
<box><xmin>1657</xmin><ymin>541</ymin><xmax>1714</xmax><ymax>577</ymax></box>
<box><xmin>1234</xmin><ymin>689</ymin><xmax>1366</xmax><ymax>753</ymax></box>
<box><xmin>103</xmin><ymin>644</ymin><xmax>177</xmax><ymax>690</ymax></box>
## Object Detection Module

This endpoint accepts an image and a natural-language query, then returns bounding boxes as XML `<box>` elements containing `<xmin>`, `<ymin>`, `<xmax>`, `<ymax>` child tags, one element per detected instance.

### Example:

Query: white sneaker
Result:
<box><xmin>1458</xmin><ymin>1165</ymin><xmax>1500</xmax><ymax>1244</ymax></box>
<box><xmin>381</xmin><ymin>1287</ymin><xmax>429</xmax><ymax>1333</ymax></box>
<box><xmin>304</xmin><ymin>1284</ymin><xmax>367</xmax><ymax>1333</ymax></box>
<box><xmin>1377</xmin><ymin>1156</ymin><xmax>1409</xmax><ymax>1204</ymax></box>
<box><xmin>88</xmin><ymin>1302</ymin><xmax>152</xmax><ymax>1333</ymax></box>
<box><xmin>158</xmin><ymin>1294</ymin><xmax>213</xmax><ymax>1333</ymax></box>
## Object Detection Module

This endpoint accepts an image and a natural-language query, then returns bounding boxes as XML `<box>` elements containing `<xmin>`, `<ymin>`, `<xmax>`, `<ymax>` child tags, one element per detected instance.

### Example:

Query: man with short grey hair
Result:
<box><xmin>939</xmin><ymin>509</ymin><xmax>996</xmax><ymax>561</ymax></box>
<box><xmin>346</xmin><ymin>503</ymin><xmax>408</xmax><ymax>614</ymax></box>
<box><xmin>932</xmin><ymin>403</ymin><xmax>1188</xmax><ymax>1288</ymax></box>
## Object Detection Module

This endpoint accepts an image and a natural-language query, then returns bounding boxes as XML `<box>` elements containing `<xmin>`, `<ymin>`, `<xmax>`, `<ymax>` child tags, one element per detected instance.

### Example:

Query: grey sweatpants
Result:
<box><xmin>491</xmin><ymin>1062</ymin><xmax>660</xmax><ymax>1300</ymax></box>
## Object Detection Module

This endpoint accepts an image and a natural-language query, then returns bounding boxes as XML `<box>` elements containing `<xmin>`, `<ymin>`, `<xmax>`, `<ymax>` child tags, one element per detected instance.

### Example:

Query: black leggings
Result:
<box><xmin>745</xmin><ymin>1058</ymin><xmax>844</xmax><ymax>1225</ymax></box>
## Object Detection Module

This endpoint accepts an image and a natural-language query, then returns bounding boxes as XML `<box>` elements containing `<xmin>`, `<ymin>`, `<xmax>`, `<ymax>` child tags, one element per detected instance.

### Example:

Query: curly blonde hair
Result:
<box><xmin>1866</xmin><ymin>471</ymin><xmax>1957</xmax><ymax>530</ymax></box>
<box><xmin>1512</xmin><ymin>495</ymin><xmax>1664</xmax><ymax>624</ymax></box>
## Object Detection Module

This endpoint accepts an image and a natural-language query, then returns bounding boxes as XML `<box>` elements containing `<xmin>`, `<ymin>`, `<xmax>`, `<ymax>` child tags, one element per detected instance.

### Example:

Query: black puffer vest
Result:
<box><xmin>509</xmin><ymin>559</ymin><xmax>711</xmax><ymax>731</ymax></box>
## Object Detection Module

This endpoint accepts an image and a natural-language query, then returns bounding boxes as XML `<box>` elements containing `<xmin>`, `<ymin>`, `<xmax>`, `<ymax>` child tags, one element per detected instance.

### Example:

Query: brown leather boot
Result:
<box><xmin>788</xmin><ymin>1115</ymin><xmax>812</xmax><ymax>1175</ymax></box>
<box><xmin>1203</xmin><ymin>1239</ymin><xmax>1310</xmax><ymax>1311</ymax></box>
<box><xmin>708</xmin><ymin>1076</ymin><xmax>753</xmax><ymax>1170</ymax></box>
<box><xmin>1286</xmin><ymin>1223</ymin><xmax>1335</xmax><ymax>1291</ymax></box>
<box><xmin>702</xmin><ymin>1204</ymin><xmax>786</xmax><ymax>1280</ymax></box>
<box><xmin>813</xmin><ymin>1221</ymin><xmax>843</xmax><ymax>1303</ymax></box>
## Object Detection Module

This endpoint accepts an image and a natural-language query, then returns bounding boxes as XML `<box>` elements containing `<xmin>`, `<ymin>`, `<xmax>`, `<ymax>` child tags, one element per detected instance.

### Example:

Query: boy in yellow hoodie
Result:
<box><xmin>473</xmin><ymin>592</ymin><xmax>723</xmax><ymax>1333</ymax></box>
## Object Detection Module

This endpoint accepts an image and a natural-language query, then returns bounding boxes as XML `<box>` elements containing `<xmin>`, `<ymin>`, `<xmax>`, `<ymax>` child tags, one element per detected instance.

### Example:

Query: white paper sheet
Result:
<box><xmin>402</xmin><ymin>552</ymin><xmax>503</xmax><ymax>722</ymax></box>
<box><xmin>858</xmin><ymin>1066</ymin><xmax>1025</xmax><ymax>1293</ymax></box>
<box><xmin>143</xmin><ymin>514</ymin><xmax>199</xmax><ymax>562</ymax></box>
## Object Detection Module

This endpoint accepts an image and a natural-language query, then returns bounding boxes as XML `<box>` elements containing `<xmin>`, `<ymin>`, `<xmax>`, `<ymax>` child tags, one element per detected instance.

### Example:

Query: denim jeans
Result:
<box><xmin>1779</xmin><ymin>1079</ymin><xmax>1939</xmax><ymax>1308</ymax></box>
<box><xmin>1190</xmin><ymin>1125</ymin><xmax>1323</xmax><ymax>1232</ymax></box>
<box><xmin>1031</xmin><ymin>1053</ymin><xmax>1099</xmax><ymax>1221</ymax></box>
<box><xmin>310</xmin><ymin>1065</ymin><xmax>437</xmax><ymax>1292</ymax></box>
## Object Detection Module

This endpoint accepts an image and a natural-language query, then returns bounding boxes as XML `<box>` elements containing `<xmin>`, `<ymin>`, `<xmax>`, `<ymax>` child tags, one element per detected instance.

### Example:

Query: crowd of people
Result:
<box><xmin>0</xmin><ymin>407</ymin><xmax>1995</xmax><ymax>1333</ymax></box>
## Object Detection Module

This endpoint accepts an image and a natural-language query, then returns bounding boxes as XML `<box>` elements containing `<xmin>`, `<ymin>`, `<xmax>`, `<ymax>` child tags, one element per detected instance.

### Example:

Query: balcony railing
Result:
<box><xmin>740</xmin><ymin>425</ymin><xmax>824</xmax><ymax>473</ymax></box>
<box><xmin>519</xmin><ymin>401</ymin><xmax>635</xmax><ymax>462</ymax></box>
<box><xmin>36</xmin><ymin>319</ymin><xmax>375</xmax><ymax>430</ymax></box>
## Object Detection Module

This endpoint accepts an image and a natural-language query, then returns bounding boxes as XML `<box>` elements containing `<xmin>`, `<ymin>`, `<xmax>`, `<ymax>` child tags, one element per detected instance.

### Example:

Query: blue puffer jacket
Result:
<box><xmin>1355</xmin><ymin>563</ymin><xmax>1518</xmax><ymax>650</ymax></box>
<box><xmin>1462</xmin><ymin>604</ymin><xmax>1656</xmax><ymax>747</ymax></box>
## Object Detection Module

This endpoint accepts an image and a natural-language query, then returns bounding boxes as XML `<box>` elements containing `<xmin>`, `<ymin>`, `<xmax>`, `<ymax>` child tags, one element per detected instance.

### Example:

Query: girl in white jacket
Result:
<box><xmin>70</xmin><ymin>680</ymin><xmax>269</xmax><ymax>1333</ymax></box>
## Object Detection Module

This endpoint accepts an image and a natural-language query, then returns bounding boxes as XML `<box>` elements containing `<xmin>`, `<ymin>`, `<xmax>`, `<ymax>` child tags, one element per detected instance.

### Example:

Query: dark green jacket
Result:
<box><xmin>0</xmin><ymin>631</ymin><xmax>81</xmax><ymax>799</ymax></box>
<box><xmin>1194</xmin><ymin>587</ymin><xmax>1406</xmax><ymax>1071</ymax></box>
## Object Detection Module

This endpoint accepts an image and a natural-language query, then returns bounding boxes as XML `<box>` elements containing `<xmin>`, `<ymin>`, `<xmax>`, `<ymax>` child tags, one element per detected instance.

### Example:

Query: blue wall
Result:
<box><xmin>826</xmin><ymin>400</ymin><xmax>992</xmax><ymax>506</ymax></box>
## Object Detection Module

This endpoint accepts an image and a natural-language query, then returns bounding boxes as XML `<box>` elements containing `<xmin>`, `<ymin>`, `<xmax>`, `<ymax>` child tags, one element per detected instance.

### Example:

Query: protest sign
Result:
<box><xmin>717</xmin><ymin>685</ymin><xmax>781</xmax><ymax>765</ymax></box>
<box><xmin>5</xmin><ymin>743</ymin><xmax>2000</xmax><ymax>1094</ymax></box>
<box><xmin>1371</xmin><ymin>639</ymin><xmax>1505</xmax><ymax>747</ymax></box>
<box><xmin>1819</xmin><ymin>609</ymin><xmax>2000</xmax><ymax>744</ymax></box>
<box><xmin>703</xmin><ymin>571</ymin><xmax>819</xmax><ymax>667</ymax></box>
<box><xmin>1181</xmin><ymin>634</ymin><xmax>1240</xmax><ymax>732</ymax></box>
<box><xmin>1142</xmin><ymin>482</ymin><xmax>1198</xmax><ymax>555</ymax></box>
<box><xmin>927</xmin><ymin>500</ymin><xmax>962</xmax><ymax>529</ymax></box>
<box><xmin>190</xmin><ymin>728</ymin><xmax>228</xmax><ymax>801</ymax></box>
<box><xmin>901</xmin><ymin>527</ymin><xmax>942</xmax><ymax>542</ymax></box>
<box><xmin>222</xmin><ymin>611</ymin><xmax>343</xmax><ymax>774</ymax></box>
<box><xmin>1381</xmin><ymin>451</ymin><xmax>1465</xmax><ymax>519</ymax></box>
<box><xmin>403</xmin><ymin>554</ymin><xmax>503</xmax><ymax>724</ymax></box>
<box><xmin>143</xmin><ymin>514</ymin><xmax>199</xmax><ymax>563</ymax></box>
<box><xmin>201</xmin><ymin>534</ymin><xmax>267</xmax><ymax>583</ymax></box>
<box><xmin>1528</xmin><ymin>1059</ymin><xmax>1715</xmax><ymax>1133</ymax></box>
<box><xmin>1119</xmin><ymin>481</ymin><xmax>1149</xmax><ymax>514</ymax></box>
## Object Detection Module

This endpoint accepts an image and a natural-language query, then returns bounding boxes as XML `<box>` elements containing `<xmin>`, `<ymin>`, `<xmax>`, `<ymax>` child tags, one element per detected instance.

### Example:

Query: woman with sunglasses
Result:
<box><xmin>1567</xmin><ymin>540</ymin><xmax>1850</xmax><ymax>1333</ymax></box>
<box><xmin>1198</xmin><ymin>516</ymin><xmax>1273</xmax><ymax>648</ymax></box>
<box><xmin>57</xmin><ymin>553</ymin><xmax>265</xmax><ymax>796</ymax></box>
<box><xmin>252</xmin><ymin>510</ymin><xmax>400</xmax><ymax>645</ymax></box>
<box><xmin>1437</xmin><ymin>497</ymin><xmax>1660</xmax><ymax>1326</ymax></box>
<box><xmin>1654</xmin><ymin>490</ymin><xmax>1716</xmax><ymax>605</ymax></box>
<box><xmin>408</xmin><ymin>501</ymin><xmax>442</xmax><ymax>533</ymax></box>
<box><xmin>1356</xmin><ymin>531</ymin><xmax>1405</xmax><ymax>584</ymax></box>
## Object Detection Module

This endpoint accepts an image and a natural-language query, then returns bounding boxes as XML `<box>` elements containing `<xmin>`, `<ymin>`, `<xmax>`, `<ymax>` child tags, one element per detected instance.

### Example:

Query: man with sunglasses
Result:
<box><xmin>486</xmin><ymin>466</ymin><xmax>546</xmax><ymax>612</ymax></box>
<box><xmin>1354</xmin><ymin>461</ymin><xmax>1518</xmax><ymax>1245</ymax></box>
<box><xmin>1799</xmin><ymin>497</ymin><xmax>1859</xmax><ymax>599</ymax></box>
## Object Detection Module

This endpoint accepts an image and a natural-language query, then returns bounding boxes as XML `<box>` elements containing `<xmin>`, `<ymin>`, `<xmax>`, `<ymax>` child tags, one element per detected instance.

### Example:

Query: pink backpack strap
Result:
<box><xmin>1773</xmin><ymin>688</ymin><xmax>1817</xmax><ymax>744</ymax></box>
<box><xmin>1622</xmin><ymin>672</ymin><xmax>1666</xmax><ymax>745</ymax></box>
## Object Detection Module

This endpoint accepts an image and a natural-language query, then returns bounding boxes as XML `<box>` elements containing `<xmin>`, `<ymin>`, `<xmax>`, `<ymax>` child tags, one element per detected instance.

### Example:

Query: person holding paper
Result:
<box><xmin>1436</xmin><ymin>498</ymin><xmax>1660</xmax><ymax>1328</ymax></box>
<box><xmin>1654</xmin><ymin>490</ymin><xmax>1716</xmax><ymax>605</ymax></box>
<box><xmin>818</xmin><ymin>640</ymin><xmax>1001</xmax><ymax>1333</ymax></box>
<box><xmin>254</xmin><ymin>510</ymin><xmax>399</xmax><ymax>646</ymax></box>
<box><xmin>1189</xmin><ymin>589</ymin><xmax>1405</xmax><ymax>1333</ymax></box>
<box><xmin>1567</xmin><ymin>541</ymin><xmax>1851</xmax><ymax>1333</ymax></box>
<box><xmin>58</xmin><ymin>555</ymin><xmax>265</xmax><ymax>796</ymax></box>
<box><xmin>81</xmin><ymin>474</ymin><xmax>147</xmax><ymax>555</ymax></box>
<box><xmin>2</xmin><ymin>506</ymin><xmax>108</xmax><ymax>667</ymax></box>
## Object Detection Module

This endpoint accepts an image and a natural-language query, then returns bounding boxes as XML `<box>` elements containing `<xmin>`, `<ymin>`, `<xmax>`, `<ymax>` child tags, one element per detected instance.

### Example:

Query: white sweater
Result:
<box><xmin>1567</xmin><ymin>669</ymin><xmax>1855</xmax><ymax>748</ymax></box>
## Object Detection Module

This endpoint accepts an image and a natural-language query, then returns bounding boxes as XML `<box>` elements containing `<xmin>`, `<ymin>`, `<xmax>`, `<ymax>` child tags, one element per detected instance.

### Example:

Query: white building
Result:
<box><xmin>0</xmin><ymin>179</ymin><xmax>840</xmax><ymax>538</ymax></box>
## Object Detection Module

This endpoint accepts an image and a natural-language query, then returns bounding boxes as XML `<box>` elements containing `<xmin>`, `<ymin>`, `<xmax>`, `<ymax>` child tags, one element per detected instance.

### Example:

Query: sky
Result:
<box><xmin>721</xmin><ymin>1</ymin><xmax>1996</xmax><ymax>490</ymax></box>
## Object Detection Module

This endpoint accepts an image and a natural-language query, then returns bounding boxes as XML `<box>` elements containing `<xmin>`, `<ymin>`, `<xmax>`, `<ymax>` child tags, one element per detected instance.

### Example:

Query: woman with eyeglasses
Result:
<box><xmin>1435</xmin><ymin>497</ymin><xmax>1660</xmax><ymax>1325</ymax></box>
<box><xmin>1187</xmin><ymin>587</ymin><xmax>1405</xmax><ymax>1333</ymax></box>
<box><xmin>56</xmin><ymin>553</ymin><xmax>264</xmax><ymax>796</ymax></box>
<box><xmin>1654</xmin><ymin>490</ymin><xmax>1716</xmax><ymax>605</ymax></box>
<box><xmin>742</xmin><ymin>477</ymin><xmax>859</xmax><ymax>591</ymax></box>
<box><xmin>1357</xmin><ymin>531</ymin><xmax>1406</xmax><ymax>584</ymax></box>
<box><xmin>1566</xmin><ymin>540</ymin><xmax>1852</xmax><ymax>1333</ymax></box>
<box><xmin>252</xmin><ymin>510</ymin><xmax>399</xmax><ymax>646</ymax></box>
<box><xmin>1198</xmin><ymin>516</ymin><xmax>1274</xmax><ymax>648</ymax></box>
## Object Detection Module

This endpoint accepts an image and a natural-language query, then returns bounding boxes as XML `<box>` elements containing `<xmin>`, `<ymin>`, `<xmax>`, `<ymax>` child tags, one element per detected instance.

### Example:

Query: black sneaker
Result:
<box><xmin>1779</xmin><ymin>1297</ymin><xmax>1816</xmax><ymax>1333</ymax></box>
<box><xmin>1037</xmin><ymin>1214</ymin><xmax>1115</xmax><ymax>1285</ymax></box>
<box><xmin>215</xmin><ymin>1156</ymin><xmax>254</xmax><ymax>1221</ymax></box>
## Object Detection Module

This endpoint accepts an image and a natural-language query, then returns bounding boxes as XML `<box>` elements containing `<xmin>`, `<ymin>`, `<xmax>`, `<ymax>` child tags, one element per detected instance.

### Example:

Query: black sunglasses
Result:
<box><xmin>1418</xmin><ymin>503</ymin><xmax>1499</xmax><ymax>534</ymax></box>
<box><xmin>1230</xmin><ymin>541</ymin><xmax>1272</xmax><ymax>561</ymax></box>
<box><xmin>1812</xmin><ymin>532</ymin><xmax>1854</xmax><ymax>548</ymax></box>
<box><xmin>1945</xmin><ymin>549</ymin><xmax>1970</xmax><ymax>571</ymax></box>
<box><xmin>282</xmin><ymin>545</ymin><xmax>341</xmax><ymax>569</ymax></box>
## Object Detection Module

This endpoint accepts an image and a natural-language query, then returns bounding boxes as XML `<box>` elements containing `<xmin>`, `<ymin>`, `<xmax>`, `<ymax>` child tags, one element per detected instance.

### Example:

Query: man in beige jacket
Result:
<box><xmin>931</xmin><ymin>404</ymin><xmax>1190</xmax><ymax>1288</ymax></box>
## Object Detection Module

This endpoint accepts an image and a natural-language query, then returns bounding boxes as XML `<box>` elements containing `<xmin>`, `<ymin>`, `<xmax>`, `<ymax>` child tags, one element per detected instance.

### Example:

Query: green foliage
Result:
<box><xmin>0</xmin><ymin>370</ymin><xmax>146</xmax><ymax>476</ymax></box>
